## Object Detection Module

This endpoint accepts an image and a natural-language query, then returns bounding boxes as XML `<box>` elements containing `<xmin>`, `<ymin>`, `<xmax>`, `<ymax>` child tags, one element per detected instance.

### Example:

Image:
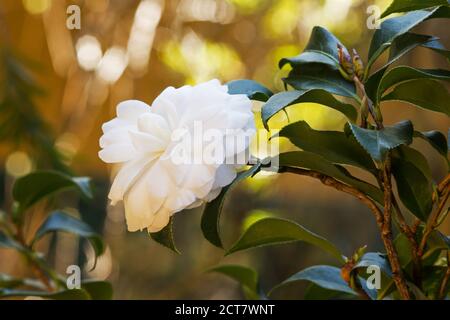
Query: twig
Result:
<box><xmin>438</xmin><ymin>252</ymin><xmax>450</xmax><ymax>299</ymax></box>
<box><xmin>353</xmin><ymin>76</ymin><xmax>383</xmax><ymax>130</ymax></box>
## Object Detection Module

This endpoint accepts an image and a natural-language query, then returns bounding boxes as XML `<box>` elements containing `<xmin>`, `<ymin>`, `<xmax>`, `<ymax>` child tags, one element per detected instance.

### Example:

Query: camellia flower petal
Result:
<box><xmin>99</xmin><ymin>79</ymin><xmax>255</xmax><ymax>233</ymax></box>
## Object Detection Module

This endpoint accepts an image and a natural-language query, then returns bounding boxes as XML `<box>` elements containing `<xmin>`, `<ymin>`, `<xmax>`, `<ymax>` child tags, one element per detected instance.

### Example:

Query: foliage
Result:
<box><xmin>155</xmin><ymin>0</ymin><xmax>450</xmax><ymax>300</ymax></box>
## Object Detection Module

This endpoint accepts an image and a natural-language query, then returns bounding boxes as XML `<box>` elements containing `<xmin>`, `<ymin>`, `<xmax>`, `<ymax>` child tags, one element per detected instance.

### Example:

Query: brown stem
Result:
<box><xmin>418</xmin><ymin>188</ymin><xmax>450</xmax><ymax>258</ymax></box>
<box><xmin>381</xmin><ymin>157</ymin><xmax>410</xmax><ymax>299</ymax></box>
<box><xmin>438</xmin><ymin>174</ymin><xmax>450</xmax><ymax>195</ymax></box>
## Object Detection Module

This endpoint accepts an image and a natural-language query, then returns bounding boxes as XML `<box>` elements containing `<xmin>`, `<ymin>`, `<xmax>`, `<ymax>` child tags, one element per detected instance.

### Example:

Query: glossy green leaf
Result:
<box><xmin>12</xmin><ymin>171</ymin><xmax>92</xmax><ymax>214</ymax></box>
<box><xmin>392</xmin><ymin>149</ymin><xmax>434</xmax><ymax>220</ymax></box>
<box><xmin>33</xmin><ymin>211</ymin><xmax>105</xmax><ymax>266</ymax></box>
<box><xmin>422</xmin><ymin>37</ymin><xmax>450</xmax><ymax>61</ymax></box>
<box><xmin>227</xmin><ymin>80</ymin><xmax>273</xmax><ymax>102</ymax></box>
<box><xmin>348</xmin><ymin>120</ymin><xmax>413</xmax><ymax>162</ymax></box>
<box><xmin>378</xmin><ymin>67</ymin><xmax>450</xmax><ymax>104</ymax></box>
<box><xmin>201</xmin><ymin>163</ymin><xmax>261</xmax><ymax>248</ymax></box>
<box><xmin>381</xmin><ymin>0</ymin><xmax>448</xmax><ymax>18</ymax></box>
<box><xmin>208</xmin><ymin>265</ymin><xmax>261</xmax><ymax>300</ymax></box>
<box><xmin>279</xmin><ymin>26</ymin><xmax>343</xmax><ymax>69</ymax></box>
<box><xmin>150</xmin><ymin>217</ymin><xmax>179</xmax><ymax>254</ymax></box>
<box><xmin>382</xmin><ymin>79</ymin><xmax>450</xmax><ymax>116</ymax></box>
<box><xmin>274</xmin><ymin>151</ymin><xmax>383</xmax><ymax>204</ymax></box>
<box><xmin>272</xmin><ymin>265</ymin><xmax>355</xmax><ymax>295</ymax></box>
<box><xmin>284</xmin><ymin>64</ymin><xmax>357</xmax><ymax>99</ymax></box>
<box><xmin>261</xmin><ymin>90</ymin><xmax>357</xmax><ymax>130</ymax></box>
<box><xmin>81</xmin><ymin>281</ymin><xmax>113</xmax><ymax>300</ymax></box>
<box><xmin>226</xmin><ymin>217</ymin><xmax>344</xmax><ymax>263</ymax></box>
<box><xmin>368</xmin><ymin>8</ymin><xmax>441</xmax><ymax>70</ymax></box>
<box><xmin>277</xmin><ymin>121</ymin><xmax>376</xmax><ymax>174</ymax></box>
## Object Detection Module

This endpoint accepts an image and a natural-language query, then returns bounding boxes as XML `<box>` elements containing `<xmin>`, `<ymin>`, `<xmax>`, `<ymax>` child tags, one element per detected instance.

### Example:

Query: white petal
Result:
<box><xmin>116</xmin><ymin>100</ymin><xmax>150</xmax><ymax>121</ymax></box>
<box><xmin>147</xmin><ymin>209</ymin><xmax>170</xmax><ymax>233</ymax></box>
<box><xmin>98</xmin><ymin>143</ymin><xmax>137</xmax><ymax>163</ymax></box>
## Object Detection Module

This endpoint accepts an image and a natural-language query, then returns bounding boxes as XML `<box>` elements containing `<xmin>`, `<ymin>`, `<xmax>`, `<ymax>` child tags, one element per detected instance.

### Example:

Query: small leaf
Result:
<box><xmin>81</xmin><ymin>280</ymin><xmax>113</xmax><ymax>300</ymax></box>
<box><xmin>227</xmin><ymin>80</ymin><xmax>273</xmax><ymax>102</ymax></box>
<box><xmin>277</xmin><ymin>121</ymin><xmax>377</xmax><ymax>174</ymax></box>
<box><xmin>261</xmin><ymin>90</ymin><xmax>357</xmax><ymax>130</ymax></box>
<box><xmin>33</xmin><ymin>211</ymin><xmax>105</xmax><ymax>267</ymax></box>
<box><xmin>201</xmin><ymin>163</ymin><xmax>261</xmax><ymax>248</ymax></box>
<box><xmin>392</xmin><ymin>149</ymin><xmax>434</xmax><ymax>221</ymax></box>
<box><xmin>348</xmin><ymin>120</ymin><xmax>413</xmax><ymax>162</ymax></box>
<box><xmin>272</xmin><ymin>265</ymin><xmax>355</xmax><ymax>295</ymax></box>
<box><xmin>150</xmin><ymin>217</ymin><xmax>179</xmax><ymax>254</ymax></box>
<box><xmin>381</xmin><ymin>0</ymin><xmax>448</xmax><ymax>18</ymax></box>
<box><xmin>13</xmin><ymin>171</ymin><xmax>93</xmax><ymax>214</ymax></box>
<box><xmin>284</xmin><ymin>64</ymin><xmax>357</xmax><ymax>99</ymax></box>
<box><xmin>279</xmin><ymin>26</ymin><xmax>343</xmax><ymax>69</ymax></box>
<box><xmin>382</xmin><ymin>79</ymin><xmax>450</xmax><ymax>116</ymax></box>
<box><xmin>226</xmin><ymin>217</ymin><xmax>344</xmax><ymax>263</ymax></box>
<box><xmin>208</xmin><ymin>265</ymin><xmax>261</xmax><ymax>300</ymax></box>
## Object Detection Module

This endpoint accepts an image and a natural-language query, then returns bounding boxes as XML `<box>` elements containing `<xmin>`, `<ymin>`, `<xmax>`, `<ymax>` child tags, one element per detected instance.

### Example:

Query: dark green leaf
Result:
<box><xmin>422</xmin><ymin>37</ymin><xmax>450</xmax><ymax>61</ymax></box>
<box><xmin>381</xmin><ymin>0</ymin><xmax>448</xmax><ymax>18</ymax></box>
<box><xmin>272</xmin><ymin>265</ymin><xmax>355</xmax><ymax>295</ymax></box>
<box><xmin>261</xmin><ymin>90</ymin><xmax>357</xmax><ymax>130</ymax></box>
<box><xmin>378</xmin><ymin>67</ymin><xmax>450</xmax><ymax>104</ymax></box>
<box><xmin>227</xmin><ymin>80</ymin><xmax>273</xmax><ymax>102</ymax></box>
<box><xmin>0</xmin><ymin>288</ymin><xmax>91</xmax><ymax>300</ymax></box>
<box><xmin>284</xmin><ymin>64</ymin><xmax>357</xmax><ymax>99</ymax></box>
<box><xmin>33</xmin><ymin>211</ymin><xmax>105</xmax><ymax>266</ymax></box>
<box><xmin>348</xmin><ymin>120</ymin><xmax>414</xmax><ymax>161</ymax></box>
<box><xmin>208</xmin><ymin>265</ymin><xmax>261</xmax><ymax>300</ymax></box>
<box><xmin>368</xmin><ymin>8</ymin><xmax>441</xmax><ymax>70</ymax></box>
<box><xmin>201</xmin><ymin>163</ymin><xmax>261</xmax><ymax>248</ymax></box>
<box><xmin>81</xmin><ymin>281</ymin><xmax>113</xmax><ymax>300</ymax></box>
<box><xmin>226</xmin><ymin>217</ymin><xmax>344</xmax><ymax>263</ymax></box>
<box><xmin>382</xmin><ymin>79</ymin><xmax>450</xmax><ymax>116</ymax></box>
<box><xmin>277</xmin><ymin>121</ymin><xmax>377</xmax><ymax>174</ymax></box>
<box><xmin>274</xmin><ymin>151</ymin><xmax>384</xmax><ymax>204</ymax></box>
<box><xmin>392</xmin><ymin>149</ymin><xmax>434</xmax><ymax>220</ymax></box>
<box><xmin>279</xmin><ymin>26</ymin><xmax>343</xmax><ymax>69</ymax></box>
<box><xmin>150</xmin><ymin>217</ymin><xmax>179</xmax><ymax>254</ymax></box>
<box><xmin>13</xmin><ymin>171</ymin><xmax>92</xmax><ymax>214</ymax></box>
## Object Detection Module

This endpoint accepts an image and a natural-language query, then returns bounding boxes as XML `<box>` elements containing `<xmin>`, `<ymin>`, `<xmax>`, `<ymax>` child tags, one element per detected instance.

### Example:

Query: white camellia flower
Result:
<box><xmin>99</xmin><ymin>79</ymin><xmax>255</xmax><ymax>233</ymax></box>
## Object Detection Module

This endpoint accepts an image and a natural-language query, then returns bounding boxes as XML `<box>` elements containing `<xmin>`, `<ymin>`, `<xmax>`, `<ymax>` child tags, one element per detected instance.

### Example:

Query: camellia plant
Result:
<box><xmin>98</xmin><ymin>0</ymin><xmax>450</xmax><ymax>300</ymax></box>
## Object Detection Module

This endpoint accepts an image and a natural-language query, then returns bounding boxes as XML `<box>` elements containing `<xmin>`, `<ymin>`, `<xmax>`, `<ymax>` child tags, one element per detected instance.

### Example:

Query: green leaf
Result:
<box><xmin>422</xmin><ymin>37</ymin><xmax>450</xmax><ymax>61</ymax></box>
<box><xmin>392</xmin><ymin>148</ymin><xmax>434</xmax><ymax>220</ymax></box>
<box><xmin>304</xmin><ymin>283</ymin><xmax>350</xmax><ymax>300</ymax></box>
<box><xmin>382</xmin><ymin>79</ymin><xmax>450</xmax><ymax>116</ymax></box>
<box><xmin>208</xmin><ymin>265</ymin><xmax>261</xmax><ymax>300</ymax></box>
<box><xmin>227</xmin><ymin>80</ymin><xmax>273</xmax><ymax>102</ymax></box>
<box><xmin>32</xmin><ymin>211</ymin><xmax>105</xmax><ymax>267</ymax></box>
<box><xmin>0</xmin><ymin>231</ymin><xmax>26</xmax><ymax>252</ymax></box>
<box><xmin>201</xmin><ymin>163</ymin><xmax>261</xmax><ymax>248</ymax></box>
<box><xmin>150</xmin><ymin>217</ymin><xmax>179</xmax><ymax>254</ymax></box>
<box><xmin>12</xmin><ymin>171</ymin><xmax>93</xmax><ymax>214</ymax></box>
<box><xmin>279</xmin><ymin>26</ymin><xmax>343</xmax><ymax>69</ymax></box>
<box><xmin>377</xmin><ymin>67</ymin><xmax>450</xmax><ymax>104</ymax></box>
<box><xmin>348</xmin><ymin>120</ymin><xmax>413</xmax><ymax>162</ymax></box>
<box><xmin>0</xmin><ymin>288</ymin><xmax>91</xmax><ymax>300</ymax></box>
<box><xmin>284</xmin><ymin>64</ymin><xmax>357</xmax><ymax>99</ymax></box>
<box><xmin>261</xmin><ymin>90</ymin><xmax>357</xmax><ymax>130</ymax></box>
<box><xmin>272</xmin><ymin>265</ymin><xmax>355</xmax><ymax>295</ymax></box>
<box><xmin>277</xmin><ymin>121</ymin><xmax>377</xmax><ymax>174</ymax></box>
<box><xmin>274</xmin><ymin>151</ymin><xmax>384</xmax><ymax>204</ymax></box>
<box><xmin>81</xmin><ymin>280</ymin><xmax>113</xmax><ymax>300</ymax></box>
<box><xmin>368</xmin><ymin>8</ymin><xmax>442</xmax><ymax>70</ymax></box>
<box><xmin>226</xmin><ymin>217</ymin><xmax>344</xmax><ymax>263</ymax></box>
<box><xmin>381</xmin><ymin>0</ymin><xmax>448</xmax><ymax>18</ymax></box>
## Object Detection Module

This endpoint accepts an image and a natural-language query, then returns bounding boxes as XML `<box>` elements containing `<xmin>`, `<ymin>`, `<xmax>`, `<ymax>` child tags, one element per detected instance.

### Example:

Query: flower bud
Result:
<box><xmin>337</xmin><ymin>44</ymin><xmax>354</xmax><ymax>79</ymax></box>
<box><xmin>352</xmin><ymin>49</ymin><xmax>365</xmax><ymax>80</ymax></box>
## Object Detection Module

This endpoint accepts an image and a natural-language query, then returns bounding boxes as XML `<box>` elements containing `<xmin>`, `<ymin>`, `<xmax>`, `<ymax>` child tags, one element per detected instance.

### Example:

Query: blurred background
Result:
<box><xmin>0</xmin><ymin>0</ymin><xmax>449</xmax><ymax>299</ymax></box>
